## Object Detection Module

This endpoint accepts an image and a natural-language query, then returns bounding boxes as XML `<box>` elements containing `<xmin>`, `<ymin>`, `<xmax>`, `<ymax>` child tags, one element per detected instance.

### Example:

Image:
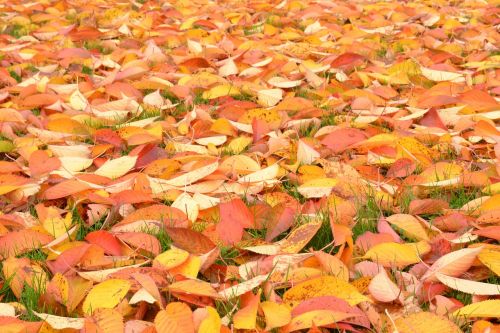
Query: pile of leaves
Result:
<box><xmin>0</xmin><ymin>0</ymin><xmax>499</xmax><ymax>331</ymax></box>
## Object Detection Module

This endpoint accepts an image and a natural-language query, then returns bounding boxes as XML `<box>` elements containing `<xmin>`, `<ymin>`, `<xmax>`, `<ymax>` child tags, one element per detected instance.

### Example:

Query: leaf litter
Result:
<box><xmin>0</xmin><ymin>0</ymin><xmax>499</xmax><ymax>332</ymax></box>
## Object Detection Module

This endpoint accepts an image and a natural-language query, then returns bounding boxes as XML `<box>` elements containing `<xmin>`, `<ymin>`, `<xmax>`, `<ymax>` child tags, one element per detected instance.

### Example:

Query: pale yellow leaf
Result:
<box><xmin>171</xmin><ymin>193</ymin><xmax>199</xmax><ymax>222</ymax></box>
<box><xmin>163</xmin><ymin>161</ymin><xmax>218</xmax><ymax>187</ymax></box>
<box><xmin>258</xmin><ymin>88</ymin><xmax>283</xmax><ymax>107</ymax></box>
<box><xmin>95</xmin><ymin>155</ymin><xmax>137</xmax><ymax>179</ymax></box>
<box><xmin>421</xmin><ymin>247</ymin><xmax>483</xmax><ymax>281</ymax></box>
<box><xmin>33</xmin><ymin>312</ymin><xmax>85</xmax><ymax>330</ymax></box>
<box><xmin>297</xmin><ymin>139</ymin><xmax>320</xmax><ymax>165</ymax></box>
<box><xmin>435</xmin><ymin>273</ymin><xmax>500</xmax><ymax>296</ymax></box>
<box><xmin>368</xmin><ymin>270</ymin><xmax>401</xmax><ymax>303</ymax></box>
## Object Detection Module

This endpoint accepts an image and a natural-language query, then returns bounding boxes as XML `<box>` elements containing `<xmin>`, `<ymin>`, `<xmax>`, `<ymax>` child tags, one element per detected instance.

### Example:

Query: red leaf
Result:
<box><xmin>42</xmin><ymin>179</ymin><xmax>91</xmax><ymax>200</ymax></box>
<box><xmin>216</xmin><ymin>198</ymin><xmax>253</xmax><ymax>245</ymax></box>
<box><xmin>29</xmin><ymin>150</ymin><xmax>61</xmax><ymax>178</ymax></box>
<box><xmin>85</xmin><ymin>230</ymin><xmax>122</xmax><ymax>256</ymax></box>
<box><xmin>419</xmin><ymin>108</ymin><xmax>447</xmax><ymax>130</ymax></box>
<box><xmin>164</xmin><ymin>227</ymin><xmax>216</xmax><ymax>255</ymax></box>
<box><xmin>329</xmin><ymin>53</ymin><xmax>365</xmax><ymax>69</ymax></box>
<box><xmin>292</xmin><ymin>296</ymin><xmax>370</xmax><ymax>328</ymax></box>
<box><xmin>116</xmin><ymin>232</ymin><xmax>161</xmax><ymax>256</ymax></box>
<box><xmin>0</xmin><ymin>229</ymin><xmax>53</xmax><ymax>259</ymax></box>
<box><xmin>321</xmin><ymin>128</ymin><xmax>367</xmax><ymax>153</ymax></box>
<box><xmin>386</xmin><ymin>158</ymin><xmax>416</xmax><ymax>178</ymax></box>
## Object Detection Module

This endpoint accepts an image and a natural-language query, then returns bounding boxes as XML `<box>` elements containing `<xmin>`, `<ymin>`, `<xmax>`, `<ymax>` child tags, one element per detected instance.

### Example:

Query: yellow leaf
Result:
<box><xmin>388</xmin><ymin>59</ymin><xmax>421</xmax><ymax>77</ymax></box>
<box><xmin>198</xmin><ymin>306</ymin><xmax>221</xmax><ymax>333</ymax></box>
<box><xmin>363</xmin><ymin>241</ymin><xmax>431</xmax><ymax>268</ymax></box>
<box><xmin>233</xmin><ymin>290</ymin><xmax>261</xmax><ymax>330</ymax></box>
<box><xmin>239</xmin><ymin>108</ymin><xmax>282</xmax><ymax>128</ymax></box>
<box><xmin>210</xmin><ymin>118</ymin><xmax>237</xmax><ymax>136</ymax></box>
<box><xmin>479</xmin><ymin>194</ymin><xmax>500</xmax><ymax>213</ymax></box>
<box><xmin>417</xmin><ymin>162</ymin><xmax>463</xmax><ymax>184</ymax></box>
<box><xmin>202</xmin><ymin>84</ymin><xmax>240</xmax><ymax>99</ymax></box>
<box><xmin>283</xmin><ymin>276</ymin><xmax>370</xmax><ymax>308</ymax></box>
<box><xmin>395</xmin><ymin>312</ymin><xmax>461</xmax><ymax>333</ymax></box>
<box><xmin>277</xmin><ymin>218</ymin><xmax>322</xmax><ymax>254</ymax></box>
<box><xmin>42</xmin><ymin>214</ymin><xmax>72</xmax><ymax>238</ymax></box>
<box><xmin>169</xmin><ymin>255</ymin><xmax>201</xmax><ymax>278</ymax></box>
<box><xmin>453</xmin><ymin>300</ymin><xmax>500</xmax><ymax>319</ymax></box>
<box><xmin>478</xmin><ymin>249</ymin><xmax>500</xmax><ymax>276</ymax></box>
<box><xmin>154</xmin><ymin>247</ymin><xmax>189</xmax><ymax>270</ymax></box>
<box><xmin>386</xmin><ymin>214</ymin><xmax>430</xmax><ymax>241</ymax></box>
<box><xmin>226</xmin><ymin>137</ymin><xmax>252</xmax><ymax>154</ymax></box>
<box><xmin>297</xmin><ymin>178</ymin><xmax>338</xmax><ymax>198</ymax></box>
<box><xmin>82</xmin><ymin>279</ymin><xmax>130</xmax><ymax>315</ymax></box>
<box><xmin>397</xmin><ymin>137</ymin><xmax>436</xmax><ymax>167</ymax></box>
<box><xmin>261</xmin><ymin>301</ymin><xmax>291</xmax><ymax>330</ymax></box>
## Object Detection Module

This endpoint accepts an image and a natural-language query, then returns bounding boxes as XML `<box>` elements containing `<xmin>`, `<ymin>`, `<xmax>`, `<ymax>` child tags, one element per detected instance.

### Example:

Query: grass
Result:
<box><xmin>304</xmin><ymin>212</ymin><xmax>334</xmax><ymax>252</ymax></box>
<box><xmin>320</xmin><ymin>112</ymin><xmax>337</xmax><ymax>127</ymax></box>
<box><xmin>215</xmin><ymin>297</ymin><xmax>239</xmax><ymax>323</ymax></box>
<box><xmin>149</xmin><ymin>228</ymin><xmax>172</xmax><ymax>252</ymax></box>
<box><xmin>216</xmin><ymin>246</ymin><xmax>239</xmax><ymax>266</ymax></box>
<box><xmin>232</xmin><ymin>92</ymin><xmax>254</xmax><ymax>102</ymax></box>
<box><xmin>352</xmin><ymin>193</ymin><xmax>381</xmax><ymax>238</ymax></box>
<box><xmin>193</xmin><ymin>91</ymin><xmax>211</xmax><ymax>105</ymax></box>
<box><xmin>81</xmin><ymin>65</ymin><xmax>93</xmax><ymax>75</ymax></box>
<box><xmin>18</xmin><ymin>249</ymin><xmax>48</xmax><ymax>262</ymax></box>
<box><xmin>9</xmin><ymin>70</ymin><xmax>22</xmax><ymax>83</ymax></box>
<box><xmin>397</xmin><ymin>187</ymin><xmax>416</xmax><ymax>214</ymax></box>
<box><xmin>19</xmin><ymin>282</ymin><xmax>47</xmax><ymax>321</ymax></box>
<box><xmin>376</xmin><ymin>47</ymin><xmax>387</xmax><ymax>58</ymax></box>
<box><xmin>281</xmin><ymin>179</ymin><xmax>306</xmax><ymax>203</ymax></box>
<box><xmin>243</xmin><ymin>24</ymin><xmax>263</xmax><ymax>36</ymax></box>
<box><xmin>83</xmin><ymin>41</ymin><xmax>112</xmax><ymax>54</ymax></box>
<box><xmin>297</xmin><ymin>122</ymin><xmax>318</xmax><ymax>137</ymax></box>
<box><xmin>7</xmin><ymin>24</ymin><xmax>29</xmax><ymax>38</ymax></box>
<box><xmin>429</xmin><ymin>185</ymin><xmax>483</xmax><ymax>209</ymax></box>
<box><xmin>0</xmin><ymin>268</ymin><xmax>47</xmax><ymax>321</ymax></box>
<box><xmin>246</xmin><ymin>228</ymin><xmax>267</xmax><ymax>240</ymax></box>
